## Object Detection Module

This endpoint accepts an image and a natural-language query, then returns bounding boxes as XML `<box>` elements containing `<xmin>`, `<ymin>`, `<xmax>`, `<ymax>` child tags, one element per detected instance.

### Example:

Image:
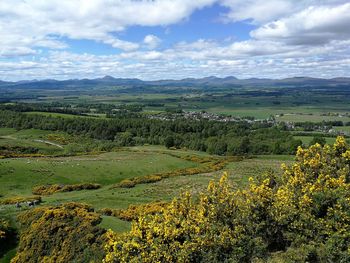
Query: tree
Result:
<box><xmin>309</xmin><ymin>136</ymin><xmax>326</xmax><ymax>147</ymax></box>
<box><xmin>164</xmin><ymin>136</ymin><xmax>175</xmax><ymax>148</ymax></box>
<box><xmin>238</xmin><ymin>136</ymin><xmax>250</xmax><ymax>154</ymax></box>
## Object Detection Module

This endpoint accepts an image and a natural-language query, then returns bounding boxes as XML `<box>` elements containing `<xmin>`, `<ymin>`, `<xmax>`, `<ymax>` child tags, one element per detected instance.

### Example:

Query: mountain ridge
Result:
<box><xmin>1</xmin><ymin>75</ymin><xmax>350</xmax><ymax>89</ymax></box>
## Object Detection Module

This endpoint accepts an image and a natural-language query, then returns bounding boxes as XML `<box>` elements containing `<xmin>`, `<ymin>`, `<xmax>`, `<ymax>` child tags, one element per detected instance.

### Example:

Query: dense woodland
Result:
<box><xmin>0</xmin><ymin>110</ymin><xmax>301</xmax><ymax>155</ymax></box>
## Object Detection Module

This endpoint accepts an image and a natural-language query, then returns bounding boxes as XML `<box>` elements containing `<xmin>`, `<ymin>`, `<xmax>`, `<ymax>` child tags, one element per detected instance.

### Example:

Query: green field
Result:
<box><xmin>0</xmin><ymin>128</ymin><xmax>66</xmax><ymax>155</ymax></box>
<box><xmin>0</xmin><ymin>127</ymin><xmax>118</xmax><ymax>157</ymax></box>
<box><xmin>276</xmin><ymin>113</ymin><xmax>350</xmax><ymax>123</ymax></box>
<box><xmin>12</xmin><ymin>84</ymin><xmax>350</xmax><ymax>121</ymax></box>
<box><xmin>333</xmin><ymin>126</ymin><xmax>350</xmax><ymax>133</ymax></box>
<box><xmin>0</xmin><ymin>150</ymin><xmax>197</xmax><ymax>198</ymax></box>
<box><xmin>0</xmin><ymin>145</ymin><xmax>292</xmax><ymax>234</ymax></box>
<box><xmin>294</xmin><ymin>136</ymin><xmax>336</xmax><ymax>146</ymax></box>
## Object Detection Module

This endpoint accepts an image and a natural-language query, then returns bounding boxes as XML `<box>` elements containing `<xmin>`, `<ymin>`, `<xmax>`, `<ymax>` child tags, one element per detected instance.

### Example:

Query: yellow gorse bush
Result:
<box><xmin>11</xmin><ymin>203</ymin><xmax>106</xmax><ymax>263</ymax></box>
<box><xmin>32</xmin><ymin>183</ymin><xmax>101</xmax><ymax>195</ymax></box>
<box><xmin>104</xmin><ymin>137</ymin><xmax>350</xmax><ymax>262</ymax></box>
<box><xmin>99</xmin><ymin>201</ymin><xmax>169</xmax><ymax>221</ymax></box>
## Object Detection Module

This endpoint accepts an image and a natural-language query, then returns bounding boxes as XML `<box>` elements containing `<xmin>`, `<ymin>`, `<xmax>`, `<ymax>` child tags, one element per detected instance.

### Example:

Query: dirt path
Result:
<box><xmin>34</xmin><ymin>139</ymin><xmax>64</xmax><ymax>149</ymax></box>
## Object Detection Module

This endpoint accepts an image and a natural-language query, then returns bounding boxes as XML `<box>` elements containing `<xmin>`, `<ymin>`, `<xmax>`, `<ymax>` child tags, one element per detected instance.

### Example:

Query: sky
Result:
<box><xmin>1</xmin><ymin>0</ymin><xmax>350</xmax><ymax>81</ymax></box>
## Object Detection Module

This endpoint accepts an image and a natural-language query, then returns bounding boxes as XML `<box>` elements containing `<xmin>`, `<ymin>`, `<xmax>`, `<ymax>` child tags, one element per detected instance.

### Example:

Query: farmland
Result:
<box><xmin>0</xmin><ymin>147</ymin><xmax>291</xmax><ymax>231</ymax></box>
<box><xmin>1</xmin><ymin>81</ymin><xmax>350</xmax><ymax>262</ymax></box>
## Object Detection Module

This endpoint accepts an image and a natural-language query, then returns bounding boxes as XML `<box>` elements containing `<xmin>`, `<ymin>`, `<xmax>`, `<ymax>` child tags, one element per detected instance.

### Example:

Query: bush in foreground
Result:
<box><xmin>12</xmin><ymin>202</ymin><xmax>106</xmax><ymax>263</ymax></box>
<box><xmin>104</xmin><ymin>137</ymin><xmax>350</xmax><ymax>262</ymax></box>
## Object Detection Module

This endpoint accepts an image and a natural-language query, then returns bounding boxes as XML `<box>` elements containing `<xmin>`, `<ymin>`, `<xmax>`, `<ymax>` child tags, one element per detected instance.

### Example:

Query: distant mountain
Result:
<box><xmin>1</xmin><ymin>75</ymin><xmax>350</xmax><ymax>90</ymax></box>
<box><xmin>0</xmin><ymin>80</ymin><xmax>10</xmax><ymax>85</ymax></box>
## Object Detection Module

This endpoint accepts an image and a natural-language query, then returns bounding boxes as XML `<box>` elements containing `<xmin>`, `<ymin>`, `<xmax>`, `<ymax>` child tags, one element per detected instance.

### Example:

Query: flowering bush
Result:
<box><xmin>104</xmin><ymin>137</ymin><xmax>350</xmax><ymax>262</ymax></box>
<box><xmin>0</xmin><ymin>196</ymin><xmax>41</xmax><ymax>205</ymax></box>
<box><xmin>12</xmin><ymin>202</ymin><xmax>106</xmax><ymax>263</ymax></box>
<box><xmin>32</xmin><ymin>183</ymin><xmax>101</xmax><ymax>195</ymax></box>
<box><xmin>100</xmin><ymin>201</ymin><xmax>168</xmax><ymax>221</ymax></box>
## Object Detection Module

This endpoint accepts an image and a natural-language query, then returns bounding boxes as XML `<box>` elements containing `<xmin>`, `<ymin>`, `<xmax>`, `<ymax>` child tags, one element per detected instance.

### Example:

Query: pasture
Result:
<box><xmin>0</xmin><ymin>147</ymin><xmax>292</xmax><ymax>232</ymax></box>
<box><xmin>0</xmin><ymin>150</ymin><xmax>197</xmax><ymax>198</ymax></box>
<box><xmin>0</xmin><ymin>128</ymin><xmax>65</xmax><ymax>155</ymax></box>
<box><xmin>12</xmin><ymin>84</ymin><xmax>350</xmax><ymax>120</ymax></box>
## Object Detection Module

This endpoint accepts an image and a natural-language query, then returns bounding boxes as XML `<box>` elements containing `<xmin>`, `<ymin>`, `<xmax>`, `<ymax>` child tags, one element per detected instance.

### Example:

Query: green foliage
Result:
<box><xmin>0</xmin><ymin>110</ymin><xmax>301</xmax><ymax>155</ymax></box>
<box><xmin>164</xmin><ymin>136</ymin><xmax>175</xmax><ymax>149</ymax></box>
<box><xmin>309</xmin><ymin>136</ymin><xmax>327</xmax><ymax>147</ymax></box>
<box><xmin>105</xmin><ymin>137</ymin><xmax>350</xmax><ymax>262</ymax></box>
<box><xmin>12</xmin><ymin>203</ymin><xmax>106</xmax><ymax>263</ymax></box>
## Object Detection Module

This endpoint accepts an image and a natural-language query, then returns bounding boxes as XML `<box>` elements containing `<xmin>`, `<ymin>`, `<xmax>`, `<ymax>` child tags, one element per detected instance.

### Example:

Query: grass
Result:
<box><xmin>0</xmin><ymin>143</ymin><xmax>293</xmax><ymax>262</ymax></box>
<box><xmin>0</xmin><ymin>145</ymin><xmax>292</xmax><ymax>227</ymax></box>
<box><xmin>294</xmin><ymin>136</ymin><xmax>336</xmax><ymax>146</ymax></box>
<box><xmin>276</xmin><ymin>113</ymin><xmax>350</xmax><ymax>123</ymax></box>
<box><xmin>0</xmin><ymin>249</ymin><xmax>16</xmax><ymax>263</ymax></box>
<box><xmin>333</xmin><ymin>126</ymin><xmax>350</xmax><ymax>133</ymax></box>
<box><xmin>0</xmin><ymin>126</ymin><xmax>296</xmax><ymax>262</ymax></box>
<box><xmin>225</xmin><ymin>157</ymin><xmax>293</xmax><ymax>187</ymax></box>
<box><xmin>0</xmin><ymin>128</ymin><xmax>66</xmax><ymax>155</ymax></box>
<box><xmin>0</xmin><ymin>151</ymin><xmax>197</xmax><ymax>198</ymax></box>
<box><xmin>99</xmin><ymin>216</ymin><xmax>131</xmax><ymax>233</ymax></box>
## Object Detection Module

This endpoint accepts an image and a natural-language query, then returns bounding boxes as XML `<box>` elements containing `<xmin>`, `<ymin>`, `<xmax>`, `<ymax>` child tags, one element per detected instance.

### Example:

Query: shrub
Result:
<box><xmin>12</xmin><ymin>202</ymin><xmax>106</xmax><ymax>263</ymax></box>
<box><xmin>133</xmin><ymin>175</ymin><xmax>162</xmax><ymax>184</ymax></box>
<box><xmin>32</xmin><ymin>183</ymin><xmax>101</xmax><ymax>195</ymax></box>
<box><xmin>0</xmin><ymin>196</ymin><xmax>41</xmax><ymax>205</ymax></box>
<box><xmin>114</xmin><ymin>179</ymin><xmax>136</xmax><ymax>188</ymax></box>
<box><xmin>99</xmin><ymin>201</ymin><xmax>168</xmax><ymax>221</ymax></box>
<box><xmin>104</xmin><ymin>137</ymin><xmax>350</xmax><ymax>262</ymax></box>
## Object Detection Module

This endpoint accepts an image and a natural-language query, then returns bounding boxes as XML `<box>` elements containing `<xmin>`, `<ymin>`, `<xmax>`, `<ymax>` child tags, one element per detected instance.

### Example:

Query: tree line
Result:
<box><xmin>0</xmin><ymin>110</ymin><xmax>302</xmax><ymax>155</ymax></box>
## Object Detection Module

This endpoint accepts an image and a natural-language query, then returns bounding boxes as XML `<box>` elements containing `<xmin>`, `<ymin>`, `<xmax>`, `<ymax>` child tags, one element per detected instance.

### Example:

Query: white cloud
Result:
<box><xmin>219</xmin><ymin>0</ymin><xmax>349</xmax><ymax>24</ymax></box>
<box><xmin>251</xmin><ymin>3</ymin><xmax>350</xmax><ymax>45</ymax></box>
<box><xmin>219</xmin><ymin>0</ymin><xmax>294</xmax><ymax>23</ymax></box>
<box><xmin>143</xmin><ymin>35</ymin><xmax>161</xmax><ymax>49</ymax></box>
<box><xmin>1</xmin><ymin>0</ymin><xmax>350</xmax><ymax>79</ymax></box>
<box><xmin>0</xmin><ymin>0</ymin><xmax>216</xmax><ymax>55</ymax></box>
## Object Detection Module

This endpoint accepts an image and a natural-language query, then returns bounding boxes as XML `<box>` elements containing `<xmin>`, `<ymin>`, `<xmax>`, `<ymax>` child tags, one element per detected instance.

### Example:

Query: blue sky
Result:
<box><xmin>1</xmin><ymin>0</ymin><xmax>350</xmax><ymax>80</ymax></box>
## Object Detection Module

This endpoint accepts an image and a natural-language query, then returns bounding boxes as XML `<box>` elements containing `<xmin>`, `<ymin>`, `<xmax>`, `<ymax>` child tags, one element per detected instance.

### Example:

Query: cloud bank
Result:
<box><xmin>0</xmin><ymin>0</ymin><xmax>349</xmax><ymax>80</ymax></box>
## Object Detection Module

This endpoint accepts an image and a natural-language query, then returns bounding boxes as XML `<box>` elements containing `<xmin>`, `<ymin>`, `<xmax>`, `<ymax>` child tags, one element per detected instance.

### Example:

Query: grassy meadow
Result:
<box><xmin>0</xmin><ymin>128</ymin><xmax>67</xmax><ymax>154</ymax></box>
<box><xmin>0</xmin><ymin>141</ymin><xmax>293</xmax><ymax>234</ymax></box>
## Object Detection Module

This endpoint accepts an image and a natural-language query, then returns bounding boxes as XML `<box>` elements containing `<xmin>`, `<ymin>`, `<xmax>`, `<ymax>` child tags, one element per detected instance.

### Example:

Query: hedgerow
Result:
<box><xmin>32</xmin><ymin>183</ymin><xmax>101</xmax><ymax>195</ymax></box>
<box><xmin>0</xmin><ymin>196</ymin><xmax>41</xmax><ymax>205</ymax></box>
